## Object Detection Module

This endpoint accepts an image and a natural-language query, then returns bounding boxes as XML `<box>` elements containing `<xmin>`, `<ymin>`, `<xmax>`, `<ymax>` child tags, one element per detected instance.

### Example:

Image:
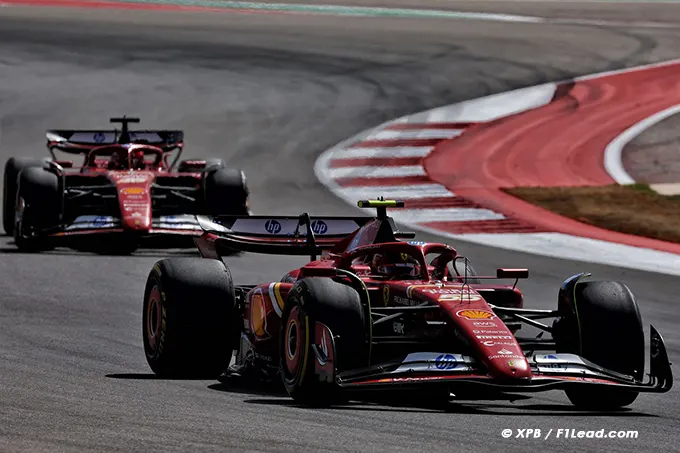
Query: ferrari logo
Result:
<box><xmin>382</xmin><ymin>285</ymin><xmax>390</xmax><ymax>306</ymax></box>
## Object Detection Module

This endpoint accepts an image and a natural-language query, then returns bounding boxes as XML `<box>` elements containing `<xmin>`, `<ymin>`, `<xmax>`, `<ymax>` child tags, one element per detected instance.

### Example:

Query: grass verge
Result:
<box><xmin>504</xmin><ymin>184</ymin><xmax>680</xmax><ymax>244</ymax></box>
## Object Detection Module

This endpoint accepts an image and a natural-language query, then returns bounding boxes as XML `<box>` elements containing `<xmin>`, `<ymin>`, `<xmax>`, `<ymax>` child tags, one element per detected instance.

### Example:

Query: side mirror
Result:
<box><xmin>496</xmin><ymin>268</ymin><xmax>529</xmax><ymax>279</ymax></box>
<box><xmin>54</xmin><ymin>160</ymin><xmax>74</xmax><ymax>168</ymax></box>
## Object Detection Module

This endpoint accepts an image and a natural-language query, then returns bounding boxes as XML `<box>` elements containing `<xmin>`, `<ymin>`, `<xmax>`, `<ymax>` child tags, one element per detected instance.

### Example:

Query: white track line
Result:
<box><xmin>448</xmin><ymin>232</ymin><xmax>680</xmax><ymax>276</ymax></box>
<box><xmin>337</xmin><ymin>184</ymin><xmax>455</xmax><ymax>200</ymax></box>
<box><xmin>392</xmin><ymin>208</ymin><xmax>505</xmax><ymax>223</ymax></box>
<box><xmin>604</xmin><ymin>103</ymin><xmax>680</xmax><ymax>184</ymax></box>
<box><xmin>423</xmin><ymin>83</ymin><xmax>558</xmax><ymax>123</ymax></box>
<box><xmin>365</xmin><ymin>129</ymin><xmax>464</xmax><ymax>140</ymax></box>
<box><xmin>327</xmin><ymin>146</ymin><xmax>433</xmax><ymax>159</ymax></box>
<box><xmin>328</xmin><ymin>165</ymin><xmax>425</xmax><ymax>179</ymax></box>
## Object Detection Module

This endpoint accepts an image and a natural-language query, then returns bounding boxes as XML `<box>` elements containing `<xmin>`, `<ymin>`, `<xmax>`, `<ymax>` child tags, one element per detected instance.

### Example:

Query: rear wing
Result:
<box><xmin>45</xmin><ymin>117</ymin><xmax>184</xmax><ymax>155</ymax></box>
<box><xmin>195</xmin><ymin>203</ymin><xmax>416</xmax><ymax>259</ymax></box>
<box><xmin>195</xmin><ymin>214</ymin><xmax>371</xmax><ymax>258</ymax></box>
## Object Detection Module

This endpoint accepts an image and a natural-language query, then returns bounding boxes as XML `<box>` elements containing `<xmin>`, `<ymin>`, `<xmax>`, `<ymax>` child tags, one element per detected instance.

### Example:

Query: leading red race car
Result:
<box><xmin>141</xmin><ymin>199</ymin><xmax>673</xmax><ymax>410</ymax></box>
<box><xmin>2</xmin><ymin>117</ymin><xmax>250</xmax><ymax>254</ymax></box>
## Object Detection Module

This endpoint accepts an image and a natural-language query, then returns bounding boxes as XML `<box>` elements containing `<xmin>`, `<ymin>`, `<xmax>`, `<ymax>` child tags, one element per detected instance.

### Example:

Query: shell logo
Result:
<box><xmin>456</xmin><ymin>309</ymin><xmax>496</xmax><ymax>320</ymax></box>
<box><xmin>120</xmin><ymin>187</ymin><xmax>145</xmax><ymax>195</ymax></box>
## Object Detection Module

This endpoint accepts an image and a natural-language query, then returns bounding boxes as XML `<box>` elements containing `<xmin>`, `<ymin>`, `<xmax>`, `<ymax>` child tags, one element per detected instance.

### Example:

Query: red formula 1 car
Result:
<box><xmin>141</xmin><ymin>200</ymin><xmax>672</xmax><ymax>410</ymax></box>
<box><xmin>2</xmin><ymin>117</ymin><xmax>250</xmax><ymax>254</ymax></box>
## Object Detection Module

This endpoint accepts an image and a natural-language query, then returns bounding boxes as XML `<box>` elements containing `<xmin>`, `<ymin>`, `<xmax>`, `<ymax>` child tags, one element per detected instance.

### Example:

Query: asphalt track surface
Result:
<box><xmin>1</xmin><ymin>3</ymin><xmax>680</xmax><ymax>452</ymax></box>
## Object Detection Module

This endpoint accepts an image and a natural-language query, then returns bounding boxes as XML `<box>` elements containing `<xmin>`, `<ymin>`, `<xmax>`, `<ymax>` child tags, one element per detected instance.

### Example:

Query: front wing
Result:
<box><xmin>335</xmin><ymin>326</ymin><xmax>672</xmax><ymax>394</ymax></box>
<box><xmin>29</xmin><ymin>214</ymin><xmax>203</xmax><ymax>247</ymax></box>
<box><xmin>60</xmin><ymin>214</ymin><xmax>202</xmax><ymax>234</ymax></box>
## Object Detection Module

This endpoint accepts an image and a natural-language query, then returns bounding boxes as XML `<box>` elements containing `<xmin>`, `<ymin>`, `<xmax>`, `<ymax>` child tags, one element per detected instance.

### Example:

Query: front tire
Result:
<box><xmin>143</xmin><ymin>258</ymin><xmax>237</xmax><ymax>378</ymax></box>
<box><xmin>3</xmin><ymin>157</ymin><xmax>50</xmax><ymax>235</ymax></box>
<box><xmin>280</xmin><ymin>278</ymin><xmax>368</xmax><ymax>406</ymax></box>
<box><xmin>555</xmin><ymin>280</ymin><xmax>643</xmax><ymax>410</ymax></box>
<box><xmin>14</xmin><ymin>166</ymin><xmax>59</xmax><ymax>252</ymax></box>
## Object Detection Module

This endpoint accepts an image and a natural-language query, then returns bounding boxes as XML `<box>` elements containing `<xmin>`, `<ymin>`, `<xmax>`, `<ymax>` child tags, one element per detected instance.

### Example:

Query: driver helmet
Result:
<box><xmin>371</xmin><ymin>252</ymin><xmax>421</xmax><ymax>279</ymax></box>
<box><xmin>131</xmin><ymin>149</ymin><xmax>146</xmax><ymax>169</ymax></box>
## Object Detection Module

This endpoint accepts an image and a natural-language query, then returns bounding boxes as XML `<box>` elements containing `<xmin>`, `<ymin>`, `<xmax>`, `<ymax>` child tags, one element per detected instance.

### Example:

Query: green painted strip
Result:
<box><xmin>119</xmin><ymin>0</ymin><xmax>546</xmax><ymax>22</ymax></box>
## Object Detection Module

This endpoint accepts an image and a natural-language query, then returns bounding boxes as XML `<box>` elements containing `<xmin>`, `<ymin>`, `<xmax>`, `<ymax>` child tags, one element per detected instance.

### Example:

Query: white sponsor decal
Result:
<box><xmin>488</xmin><ymin>354</ymin><xmax>525</xmax><ymax>360</ymax></box>
<box><xmin>230</xmin><ymin>218</ymin><xmax>360</xmax><ymax>236</ymax></box>
<box><xmin>70</xmin><ymin>132</ymin><xmax>116</xmax><ymax>144</ymax></box>
<box><xmin>116</xmin><ymin>175</ymin><xmax>152</xmax><ymax>184</ymax></box>
<box><xmin>497</xmin><ymin>348</ymin><xmax>514</xmax><ymax>355</ymax></box>
<box><xmin>392</xmin><ymin>352</ymin><xmax>476</xmax><ymax>374</ymax></box>
<box><xmin>155</xmin><ymin>215</ymin><xmax>201</xmax><ymax>230</ymax></box>
<box><xmin>482</xmin><ymin>341</ymin><xmax>516</xmax><ymax>347</ymax></box>
<box><xmin>66</xmin><ymin>215</ymin><xmax>117</xmax><ymax>230</ymax></box>
<box><xmin>422</xmin><ymin>288</ymin><xmax>478</xmax><ymax>295</ymax></box>
<box><xmin>439</xmin><ymin>293</ymin><xmax>482</xmax><ymax>301</ymax></box>
<box><xmin>473</xmin><ymin>321</ymin><xmax>498</xmax><ymax>327</ymax></box>
<box><xmin>534</xmin><ymin>353</ymin><xmax>586</xmax><ymax>371</ymax></box>
<box><xmin>394</xmin><ymin>296</ymin><xmax>419</xmax><ymax>306</ymax></box>
<box><xmin>476</xmin><ymin>335</ymin><xmax>514</xmax><ymax>340</ymax></box>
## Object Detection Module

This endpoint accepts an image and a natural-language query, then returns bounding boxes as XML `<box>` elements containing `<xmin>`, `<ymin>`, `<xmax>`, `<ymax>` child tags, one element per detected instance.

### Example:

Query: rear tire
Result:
<box><xmin>142</xmin><ymin>258</ymin><xmax>237</xmax><ymax>378</ymax></box>
<box><xmin>3</xmin><ymin>157</ymin><xmax>50</xmax><ymax>235</ymax></box>
<box><xmin>280</xmin><ymin>278</ymin><xmax>368</xmax><ymax>406</ymax></box>
<box><xmin>555</xmin><ymin>280</ymin><xmax>643</xmax><ymax>410</ymax></box>
<box><xmin>204</xmin><ymin>168</ymin><xmax>250</xmax><ymax>216</ymax></box>
<box><xmin>14</xmin><ymin>166</ymin><xmax>59</xmax><ymax>252</ymax></box>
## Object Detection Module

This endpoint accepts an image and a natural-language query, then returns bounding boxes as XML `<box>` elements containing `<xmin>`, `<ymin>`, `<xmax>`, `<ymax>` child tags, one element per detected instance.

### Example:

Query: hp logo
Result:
<box><xmin>93</xmin><ymin>216</ymin><xmax>108</xmax><ymax>227</ymax></box>
<box><xmin>264</xmin><ymin>219</ymin><xmax>282</xmax><ymax>234</ymax></box>
<box><xmin>435</xmin><ymin>353</ymin><xmax>458</xmax><ymax>370</ymax></box>
<box><xmin>310</xmin><ymin>220</ymin><xmax>328</xmax><ymax>235</ymax></box>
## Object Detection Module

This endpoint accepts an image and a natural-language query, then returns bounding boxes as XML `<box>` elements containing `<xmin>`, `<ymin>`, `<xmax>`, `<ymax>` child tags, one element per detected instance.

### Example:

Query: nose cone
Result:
<box><xmin>112</xmin><ymin>172</ymin><xmax>154</xmax><ymax>231</ymax></box>
<box><xmin>431</xmin><ymin>288</ymin><xmax>533</xmax><ymax>381</ymax></box>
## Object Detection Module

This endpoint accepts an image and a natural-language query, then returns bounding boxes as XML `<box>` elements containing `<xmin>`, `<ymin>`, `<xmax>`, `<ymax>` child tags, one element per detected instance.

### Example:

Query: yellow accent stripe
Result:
<box><xmin>273</xmin><ymin>283</ymin><xmax>285</xmax><ymax>311</ymax></box>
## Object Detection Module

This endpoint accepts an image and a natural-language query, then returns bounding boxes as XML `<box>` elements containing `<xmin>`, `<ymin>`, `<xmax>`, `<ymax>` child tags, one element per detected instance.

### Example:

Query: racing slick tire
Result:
<box><xmin>178</xmin><ymin>158</ymin><xmax>225</xmax><ymax>173</ymax></box>
<box><xmin>14</xmin><ymin>166</ymin><xmax>59</xmax><ymax>252</ymax></box>
<box><xmin>280</xmin><ymin>278</ymin><xmax>369</xmax><ymax>406</ymax></box>
<box><xmin>204</xmin><ymin>168</ymin><xmax>250</xmax><ymax>216</ymax></box>
<box><xmin>555</xmin><ymin>280</ymin><xmax>644</xmax><ymax>410</ymax></box>
<box><xmin>3</xmin><ymin>157</ymin><xmax>50</xmax><ymax>235</ymax></box>
<box><xmin>450</xmin><ymin>258</ymin><xmax>481</xmax><ymax>284</ymax></box>
<box><xmin>143</xmin><ymin>258</ymin><xmax>237</xmax><ymax>378</ymax></box>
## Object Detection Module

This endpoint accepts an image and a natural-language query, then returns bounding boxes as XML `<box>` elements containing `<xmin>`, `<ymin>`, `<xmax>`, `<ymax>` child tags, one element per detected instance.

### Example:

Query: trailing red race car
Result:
<box><xmin>2</xmin><ymin>117</ymin><xmax>250</xmax><ymax>254</ymax></box>
<box><xmin>141</xmin><ymin>199</ymin><xmax>673</xmax><ymax>410</ymax></box>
